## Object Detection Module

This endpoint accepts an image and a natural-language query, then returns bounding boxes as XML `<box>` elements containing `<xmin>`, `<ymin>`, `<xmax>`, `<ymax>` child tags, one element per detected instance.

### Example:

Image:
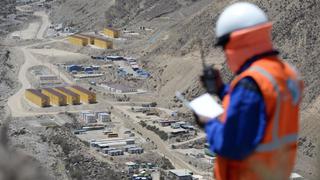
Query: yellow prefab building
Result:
<box><xmin>41</xmin><ymin>88</ymin><xmax>67</xmax><ymax>106</ymax></box>
<box><xmin>67</xmin><ymin>86</ymin><xmax>96</xmax><ymax>104</ymax></box>
<box><xmin>54</xmin><ymin>87</ymin><xmax>80</xmax><ymax>105</ymax></box>
<box><xmin>78</xmin><ymin>34</ymin><xmax>95</xmax><ymax>45</ymax></box>
<box><xmin>25</xmin><ymin>89</ymin><xmax>50</xmax><ymax>107</ymax></box>
<box><xmin>103</xmin><ymin>28</ymin><xmax>119</xmax><ymax>38</ymax></box>
<box><xmin>94</xmin><ymin>37</ymin><xmax>113</xmax><ymax>49</ymax></box>
<box><xmin>68</xmin><ymin>35</ymin><xmax>88</xmax><ymax>46</ymax></box>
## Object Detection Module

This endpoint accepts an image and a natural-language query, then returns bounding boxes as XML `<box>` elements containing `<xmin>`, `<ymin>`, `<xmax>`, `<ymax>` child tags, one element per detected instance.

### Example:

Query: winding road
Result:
<box><xmin>7</xmin><ymin>11</ymin><xmax>73</xmax><ymax>117</ymax></box>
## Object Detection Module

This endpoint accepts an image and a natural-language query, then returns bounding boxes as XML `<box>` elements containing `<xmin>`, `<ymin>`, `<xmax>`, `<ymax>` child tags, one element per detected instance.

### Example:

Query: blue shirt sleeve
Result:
<box><xmin>205</xmin><ymin>77</ymin><xmax>267</xmax><ymax>160</ymax></box>
<box><xmin>218</xmin><ymin>84</ymin><xmax>230</xmax><ymax>100</ymax></box>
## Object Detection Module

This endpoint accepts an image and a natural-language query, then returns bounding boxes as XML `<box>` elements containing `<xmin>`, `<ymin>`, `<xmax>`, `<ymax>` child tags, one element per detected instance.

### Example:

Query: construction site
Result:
<box><xmin>0</xmin><ymin>0</ymin><xmax>319</xmax><ymax>180</ymax></box>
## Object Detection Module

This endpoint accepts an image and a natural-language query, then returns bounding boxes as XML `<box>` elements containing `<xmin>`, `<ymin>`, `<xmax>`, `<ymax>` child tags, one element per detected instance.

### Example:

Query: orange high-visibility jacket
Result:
<box><xmin>215</xmin><ymin>57</ymin><xmax>303</xmax><ymax>180</ymax></box>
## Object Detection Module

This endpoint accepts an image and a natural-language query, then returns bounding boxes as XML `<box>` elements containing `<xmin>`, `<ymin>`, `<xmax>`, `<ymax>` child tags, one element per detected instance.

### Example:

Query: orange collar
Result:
<box><xmin>224</xmin><ymin>23</ymin><xmax>274</xmax><ymax>74</ymax></box>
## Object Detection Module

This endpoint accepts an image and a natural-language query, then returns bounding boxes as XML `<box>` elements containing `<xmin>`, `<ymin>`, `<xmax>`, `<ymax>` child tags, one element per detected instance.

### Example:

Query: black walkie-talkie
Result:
<box><xmin>199</xmin><ymin>40</ymin><xmax>221</xmax><ymax>95</ymax></box>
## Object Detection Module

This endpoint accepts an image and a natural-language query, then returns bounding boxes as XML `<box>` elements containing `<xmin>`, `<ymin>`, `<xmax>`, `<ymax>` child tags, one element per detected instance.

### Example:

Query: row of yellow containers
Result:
<box><xmin>25</xmin><ymin>86</ymin><xmax>96</xmax><ymax>107</ymax></box>
<box><xmin>103</xmin><ymin>28</ymin><xmax>119</xmax><ymax>38</ymax></box>
<box><xmin>42</xmin><ymin>88</ymin><xmax>68</xmax><ymax>106</ymax></box>
<box><xmin>54</xmin><ymin>87</ymin><xmax>80</xmax><ymax>105</ymax></box>
<box><xmin>25</xmin><ymin>89</ymin><xmax>50</xmax><ymax>107</ymax></box>
<box><xmin>68</xmin><ymin>86</ymin><xmax>96</xmax><ymax>104</ymax></box>
<box><xmin>68</xmin><ymin>34</ymin><xmax>113</xmax><ymax>49</ymax></box>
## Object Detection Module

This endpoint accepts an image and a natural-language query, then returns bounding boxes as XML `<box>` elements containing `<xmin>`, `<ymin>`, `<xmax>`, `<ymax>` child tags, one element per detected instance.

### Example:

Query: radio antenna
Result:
<box><xmin>198</xmin><ymin>38</ymin><xmax>207</xmax><ymax>68</ymax></box>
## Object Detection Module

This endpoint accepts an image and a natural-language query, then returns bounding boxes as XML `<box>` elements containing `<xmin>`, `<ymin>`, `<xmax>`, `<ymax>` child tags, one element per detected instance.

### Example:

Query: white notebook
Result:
<box><xmin>189</xmin><ymin>93</ymin><xmax>224</xmax><ymax>119</ymax></box>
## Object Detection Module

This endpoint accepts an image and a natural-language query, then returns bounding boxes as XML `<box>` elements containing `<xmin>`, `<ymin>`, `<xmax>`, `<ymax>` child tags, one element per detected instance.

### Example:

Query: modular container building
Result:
<box><xmin>95</xmin><ymin>111</ymin><xmax>111</xmax><ymax>118</ymax></box>
<box><xmin>98</xmin><ymin>113</ymin><xmax>111</xmax><ymax>122</ymax></box>
<box><xmin>123</xmin><ymin>145</ymin><xmax>137</xmax><ymax>152</ymax></box>
<box><xmin>93</xmin><ymin>37</ymin><xmax>113</xmax><ymax>49</ymax></box>
<box><xmin>103</xmin><ymin>28</ymin><xmax>119</xmax><ymax>38</ymax></box>
<box><xmin>128</xmin><ymin>147</ymin><xmax>144</xmax><ymax>154</ymax></box>
<box><xmin>68</xmin><ymin>35</ymin><xmax>88</xmax><ymax>46</ymax></box>
<box><xmin>84</xmin><ymin>113</ymin><xmax>97</xmax><ymax>124</ymax></box>
<box><xmin>54</xmin><ymin>87</ymin><xmax>80</xmax><ymax>105</ymax></box>
<box><xmin>25</xmin><ymin>89</ymin><xmax>50</xmax><ymax>107</ymax></box>
<box><xmin>108</xmin><ymin>150</ymin><xmax>124</xmax><ymax>156</ymax></box>
<box><xmin>97</xmin><ymin>142</ymin><xmax>127</xmax><ymax>149</ymax></box>
<box><xmin>101</xmin><ymin>147</ymin><xmax>117</xmax><ymax>154</ymax></box>
<box><xmin>41</xmin><ymin>88</ymin><xmax>67</xmax><ymax>106</ymax></box>
<box><xmin>66</xmin><ymin>65</ymin><xmax>83</xmax><ymax>72</ymax></box>
<box><xmin>84</xmin><ymin>67</ymin><xmax>93</xmax><ymax>72</ymax></box>
<box><xmin>108</xmin><ymin>133</ymin><xmax>119</xmax><ymax>138</ymax></box>
<box><xmin>82</xmin><ymin>126</ymin><xmax>104</xmax><ymax>131</ymax></box>
<box><xmin>38</xmin><ymin>75</ymin><xmax>58</xmax><ymax>81</ymax></box>
<box><xmin>91</xmin><ymin>65</ymin><xmax>100</xmax><ymax>71</ymax></box>
<box><xmin>90</xmin><ymin>138</ymin><xmax>124</xmax><ymax>147</ymax></box>
<box><xmin>106</xmin><ymin>56</ymin><xmax>124</xmax><ymax>61</ymax></box>
<box><xmin>78</xmin><ymin>34</ymin><xmax>95</xmax><ymax>45</ymax></box>
<box><xmin>80</xmin><ymin>111</ymin><xmax>93</xmax><ymax>119</ymax></box>
<box><xmin>67</xmin><ymin>86</ymin><xmax>96</xmax><ymax>104</ymax></box>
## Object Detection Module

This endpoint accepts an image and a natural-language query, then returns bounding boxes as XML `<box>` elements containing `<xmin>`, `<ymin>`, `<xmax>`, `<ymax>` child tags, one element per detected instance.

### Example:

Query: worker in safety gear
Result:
<box><xmin>199</xmin><ymin>2</ymin><xmax>304</xmax><ymax>180</ymax></box>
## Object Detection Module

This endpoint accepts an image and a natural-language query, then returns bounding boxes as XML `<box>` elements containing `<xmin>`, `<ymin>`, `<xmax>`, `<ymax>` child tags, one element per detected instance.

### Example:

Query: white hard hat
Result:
<box><xmin>215</xmin><ymin>2</ymin><xmax>268</xmax><ymax>39</ymax></box>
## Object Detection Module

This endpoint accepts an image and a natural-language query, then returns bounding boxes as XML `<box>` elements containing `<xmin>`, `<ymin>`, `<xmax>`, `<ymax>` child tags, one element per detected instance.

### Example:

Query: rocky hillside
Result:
<box><xmin>0</xmin><ymin>0</ymin><xmax>16</xmax><ymax>17</ymax></box>
<box><xmin>49</xmin><ymin>0</ymin><xmax>114</xmax><ymax>31</ymax></box>
<box><xmin>0</xmin><ymin>0</ymin><xmax>18</xmax><ymax>35</ymax></box>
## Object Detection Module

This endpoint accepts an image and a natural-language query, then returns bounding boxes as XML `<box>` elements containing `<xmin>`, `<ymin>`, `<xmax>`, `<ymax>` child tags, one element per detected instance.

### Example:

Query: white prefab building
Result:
<box><xmin>91</xmin><ymin>138</ymin><xmax>135</xmax><ymax>149</ymax></box>
<box><xmin>90</xmin><ymin>138</ymin><xmax>125</xmax><ymax>147</ymax></box>
<box><xmin>98</xmin><ymin>113</ymin><xmax>111</xmax><ymax>122</ymax></box>
<box><xmin>100</xmin><ymin>83</ymin><xmax>137</xmax><ymax>93</ymax></box>
<box><xmin>123</xmin><ymin>145</ymin><xmax>137</xmax><ymax>152</ymax></box>
<box><xmin>98</xmin><ymin>142</ymin><xmax>127</xmax><ymax>149</ymax></box>
<box><xmin>95</xmin><ymin>111</ymin><xmax>110</xmax><ymax>118</ymax></box>
<box><xmin>128</xmin><ymin>147</ymin><xmax>144</xmax><ymax>154</ymax></box>
<box><xmin>38</xmin><ymin>75</ymin><xmax>59</xmax><ymax>81</ymax></box>
<box><xmin>80</xmin><ymin>111</ymin><xmax>93</xmax><ymax>119</ymax></box>
<box><xmin>101</xmin><ymin>147</ymin><xmax>116</xmax><ymax>154</ymax></box>
<box><xmin>108</xmin><ymin>149</ymin><xmax>124</xmax><ymax>156</ymax></box>
<box><xmin>168</xmin><ymin>169</ymin><xmax>193</xmax><ymax>180</ymax></box>
<box><xmin>84</xmin><ymin>113</ymin><xmax>96</xmax><ymax>124</ymax></box>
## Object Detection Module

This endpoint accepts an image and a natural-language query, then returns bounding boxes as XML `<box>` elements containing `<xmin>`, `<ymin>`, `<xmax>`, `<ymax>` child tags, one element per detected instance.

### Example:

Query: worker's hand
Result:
<box><xmin>193</xmin><ymin>113</ymin><xmax>211</xmax><ymax>128</ymax></box>
<box><xmin>200</xmin><ymin>67</ymin><xmax>223</xmax><ymax>95</ymax></box>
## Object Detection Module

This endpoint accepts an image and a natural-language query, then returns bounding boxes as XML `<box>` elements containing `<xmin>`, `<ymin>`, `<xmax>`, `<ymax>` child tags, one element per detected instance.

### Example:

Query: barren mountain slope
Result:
<box><xmin>50</xmin><ymin>0</ymin><xmax>115</xmax><ymax>31</ymax></box>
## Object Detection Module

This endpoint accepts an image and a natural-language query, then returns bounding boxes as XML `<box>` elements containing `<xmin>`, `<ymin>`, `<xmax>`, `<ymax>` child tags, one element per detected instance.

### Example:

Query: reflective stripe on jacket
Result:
<box><xmin>215</xmin><ymin>57</ymin><xmax>303</xmax><ymax>180</ymax></box>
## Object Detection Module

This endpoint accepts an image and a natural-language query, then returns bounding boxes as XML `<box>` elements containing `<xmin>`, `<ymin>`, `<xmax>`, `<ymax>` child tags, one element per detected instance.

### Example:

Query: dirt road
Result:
<box><xmin>111</xmin><ymin>105</ymin><xmax>211</xmax><ymax>176</ymax></box>
<box><xmin>35</xmin><ymin>11</ymin><xmax>48</xmax><ymax>39</ymax></box>
<box><xmin>7</xmin><ymin>11</ymin><xmax>74</xmax><ymax>117</ymax></box>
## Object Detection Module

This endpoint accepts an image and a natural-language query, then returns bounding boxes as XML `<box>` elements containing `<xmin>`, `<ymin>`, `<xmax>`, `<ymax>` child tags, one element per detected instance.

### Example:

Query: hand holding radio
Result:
<box><xmin>200</xmin><ymin>66</ymin><xmax>223</xmax><ymax>95</ymax></box>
